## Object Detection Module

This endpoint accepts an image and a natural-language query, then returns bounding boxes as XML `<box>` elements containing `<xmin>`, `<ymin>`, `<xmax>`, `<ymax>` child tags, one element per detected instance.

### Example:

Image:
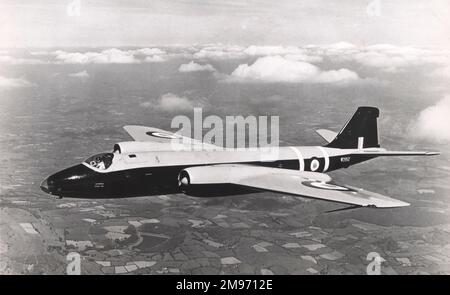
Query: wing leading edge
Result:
<box><xmin>181</xmin><ymin>164</ymin><xmax>410</xmax><ymax>208</ymax></box>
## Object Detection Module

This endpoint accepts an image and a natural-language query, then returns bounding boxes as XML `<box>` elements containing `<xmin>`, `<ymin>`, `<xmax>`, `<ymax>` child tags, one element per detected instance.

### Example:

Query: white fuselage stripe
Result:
<box><xmin>289</xmin><ymin>147</ymin><xmax>304</xmax><ymax>171</ymax></box>
<box><xmin>318</xmin><ymin>146</ymin><xmax>330</xmax><ymax>172</ymax></box>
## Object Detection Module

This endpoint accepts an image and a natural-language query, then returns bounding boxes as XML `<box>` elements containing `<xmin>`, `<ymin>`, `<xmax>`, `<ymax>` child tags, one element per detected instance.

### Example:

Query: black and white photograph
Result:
<box><xmin>1</xmin><ymin>0</ymin><xmax>450</xmax><ymax>279</ymax></box>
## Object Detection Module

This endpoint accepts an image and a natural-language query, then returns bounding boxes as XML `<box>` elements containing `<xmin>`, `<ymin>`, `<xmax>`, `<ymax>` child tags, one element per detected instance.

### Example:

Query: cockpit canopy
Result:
<box><xmin>84</xmin><ymin>153</ymin><xmax>114</xmax><ymax>170</ymax></box>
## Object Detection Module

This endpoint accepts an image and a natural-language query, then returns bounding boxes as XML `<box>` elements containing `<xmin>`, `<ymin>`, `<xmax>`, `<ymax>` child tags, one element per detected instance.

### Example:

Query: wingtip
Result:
<box><xmin>394</xmin><ymin>200</ymin><xmax>411</xmax><ymax>208</ymax></box>
<box><xmin>374</xmin><ymin>200</ymin><xmax>410</xmax><ymax>208</ymax></box>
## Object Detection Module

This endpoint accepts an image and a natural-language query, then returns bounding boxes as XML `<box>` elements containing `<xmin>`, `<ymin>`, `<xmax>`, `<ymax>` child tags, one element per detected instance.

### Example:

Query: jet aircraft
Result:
<box><xmin>40</xmin><ymin>107</ymin><xmax>439</xmax><ymax>209</ymax></box>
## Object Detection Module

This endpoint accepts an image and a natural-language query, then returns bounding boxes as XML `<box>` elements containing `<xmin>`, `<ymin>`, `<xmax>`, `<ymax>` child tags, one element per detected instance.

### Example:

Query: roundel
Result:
<box><xmin>146</xmin><ymin>131</ymin><xmax>182</xmax><ymax>139</ymax></box>
<box><xmin>302</xmin><ymin>181</ymin><xmax>351</xmax><ymax>191</ymax></box>
<box><xmin>310</xmin><ymin>158</ymin><xmax>320</xmax><ymax>172</ymax></box>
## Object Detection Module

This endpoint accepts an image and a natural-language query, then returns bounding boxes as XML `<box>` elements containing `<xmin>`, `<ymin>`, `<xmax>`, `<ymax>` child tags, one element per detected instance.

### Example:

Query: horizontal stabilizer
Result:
<box><xmin>353</xmin><ymin>149</ymin><xmax>440</xmax><ymax>156</ymax></box>
<box><xmin>316</xmin><ymin>129</ymin><xmax>337</xmax><ymax>143</ymax></box>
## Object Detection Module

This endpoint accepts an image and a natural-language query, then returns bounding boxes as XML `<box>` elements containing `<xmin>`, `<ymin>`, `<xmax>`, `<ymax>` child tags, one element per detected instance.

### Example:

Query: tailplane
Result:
<box><xmin>326</xmin><ymin>106</ymin><xmax>380</xmax><ymax>149</ymax></box>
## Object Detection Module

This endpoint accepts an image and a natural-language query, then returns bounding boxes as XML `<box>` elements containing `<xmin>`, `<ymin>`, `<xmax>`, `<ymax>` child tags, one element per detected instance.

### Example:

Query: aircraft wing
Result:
<box><xmin>123</xmin><ymin>125</ymin><xmax>219</xmax><ymax>149</ymax></box>
<box><xmin>182</xmin><ymin>165</ymin><xmax>410</xmax><ymax>208</ymax></box>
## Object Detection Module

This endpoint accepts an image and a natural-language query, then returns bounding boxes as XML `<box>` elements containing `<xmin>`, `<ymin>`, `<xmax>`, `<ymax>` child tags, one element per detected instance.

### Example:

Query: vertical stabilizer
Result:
<box><xmin>327</xmin><ymin>107</ymin><xmax>380</xmax><ymax>149</ymax></box>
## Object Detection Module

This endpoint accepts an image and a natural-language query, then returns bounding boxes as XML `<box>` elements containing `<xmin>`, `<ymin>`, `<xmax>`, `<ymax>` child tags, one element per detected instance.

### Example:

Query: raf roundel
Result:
<box><xmin>146</xmin><ymin>131</ymin><xmax>182</xmax><ymax>139</ymax></box>
<box><xmin>310</xmin><ymin>158</ymin><xmax>320</xmax><ymax>171</ymax></box>
<box><xmin>302</xmin><ymin>181</ymin><xmax>352</xmax><ymax>191</ymax></box>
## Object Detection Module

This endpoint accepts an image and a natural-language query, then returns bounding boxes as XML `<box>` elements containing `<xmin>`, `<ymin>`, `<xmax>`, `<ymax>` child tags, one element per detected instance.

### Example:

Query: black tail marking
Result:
<box><xmin>327</xmin><ymin>106</ymin><xmax>380</xmax><ymax>149</ymax></box>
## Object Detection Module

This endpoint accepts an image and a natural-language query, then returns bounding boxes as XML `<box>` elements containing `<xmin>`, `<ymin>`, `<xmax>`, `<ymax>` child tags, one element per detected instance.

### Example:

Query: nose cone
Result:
<box><xmin>40</xmin><ymin>177</ymin><xmax>53</xmax><ymax>194</ymax></box>
<box><xmin>40</xmin><ymin>164</ymin><xmax>94</xmax><ymax>198</ymax></box>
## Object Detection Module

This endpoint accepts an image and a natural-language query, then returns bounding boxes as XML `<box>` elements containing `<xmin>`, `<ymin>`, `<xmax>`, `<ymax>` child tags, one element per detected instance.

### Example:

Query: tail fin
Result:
<box><xmin>327</xmin><ymin>106</ymin><xmax>380</xmax><ymax>149</ymax></box>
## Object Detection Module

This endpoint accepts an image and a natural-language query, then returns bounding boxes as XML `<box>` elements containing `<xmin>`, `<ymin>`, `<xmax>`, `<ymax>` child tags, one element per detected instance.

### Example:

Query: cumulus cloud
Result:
<box><xmin>134</xmin><ymin>48</ymin><xmax>166</xmax><ymax>56</ymax></box>
<box><xmin>54</xmin><ymin>48</ymin><xmax>139</xmax><ymax>64</ymax></box>
<box><xmin>323</xmin><ymin>43</ymin><xmax>450</xmax><ymax>72</ymax></box>
<box><xmin>409</xmin><ymin>96</ymin><xmax>450</xmax><ymax>143</ymax></box>
<box><xmin>284</xmin><ymin>54</ymin><xmax>323</xmax><ymax>63</ymax></box>
<box><xmin>0</xmin><ymin>76</ymin><xmax>34</xmax><ymax>89</ymax></box>
<box><xmin>142</xmin><ymin>93</ymin><xmax>199</xmax><ymax>112</ymax></box>
<box><xmin>227</xmin><ymin>55</ymin><xmax>359</xmax><ymax>84</ymax></box>
<box><xmin>178</xmin><ymin>61</ymin><xmax>216</xmax><ymax>72</ymax></box>
<box><xmin>68</xmin><ymin>70</ymin><xmax>89</xmax><ymax>78</ymax></box>
<box><xmin>144</xmin><ymin>55</ymin><xmax>166</xmax><ymax>62</ymax></box>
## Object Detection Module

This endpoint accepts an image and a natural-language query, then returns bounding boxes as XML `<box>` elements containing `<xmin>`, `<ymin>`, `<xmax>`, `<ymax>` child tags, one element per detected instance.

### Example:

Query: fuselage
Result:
<box><xmin>40</xmin><ymin>146</ymin><xmax>375</xmax><ymax>199</ymax></box>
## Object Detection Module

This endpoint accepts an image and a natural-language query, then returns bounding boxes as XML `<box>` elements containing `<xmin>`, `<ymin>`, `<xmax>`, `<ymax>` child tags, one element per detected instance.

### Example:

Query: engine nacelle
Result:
<box><xmin>177</xmin><ymin>167</ymin><xmax>255</xmax><ymax>197</ymax></box>
<box><xmin>178</xmin><ymin>166</ymin><xmax>230</xmax><ymax>186</ymax></box>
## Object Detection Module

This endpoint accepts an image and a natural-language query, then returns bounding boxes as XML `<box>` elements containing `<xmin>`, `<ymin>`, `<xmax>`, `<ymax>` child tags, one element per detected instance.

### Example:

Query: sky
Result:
<box><xmin>1</xmin><ymin>0</ymin><xmax>449</xmax><ymax>48</ymax></box>
<box><xmin>1</xmin><ymin>1</ymin><xmax>450</xmax><ymax>144</ymax></box>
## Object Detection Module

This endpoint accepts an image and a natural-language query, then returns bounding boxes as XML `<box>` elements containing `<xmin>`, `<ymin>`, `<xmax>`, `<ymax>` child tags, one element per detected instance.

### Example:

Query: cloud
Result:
<box><xmin>144</xmin><ymin>55</ymin><xmax>166</xmax><ymax>62</ymax></box>
<box><xmin>29</xmin><ymin>50</ymin><xmax>51</xmax><ymax>56</ymax></box>
<box><xmin>284</xmin><ymin>54</ymin><xmax>323</xmax><ymax>63</ymax></box>
<box><xmin>54</xmin><ymin>48</ymin><xmax>139</xmax><ymax>64</ymax></box>
<box><xmin>322</xmin><ymin>43</ymin><xmax>450</xmax><ymax>72</ymax></box>
<box><xmin>142</xmin><ymin>93</ymin><xmax>198</xmax><ymax>112</ymax></box>
<box><xmin>68</xmin><ymin>70</ymin><xmax>89</xmax><ymax>78</ymax></box>
<box><xmin>23</xmin><ymin>47</ymin><xmax>170</xmax><ymax>64</ymax></box>
<box><xmin>1</xmin><ymin>44</ymin><xmax>448</xmax><ymax>73</ymax></box>
<box><xmin>227</xmin><ymin>55</ymin><xmax>359</xmax><ymax>83</ymax></box>
<box><xmin>0</xmin><ymin>76</ymin><xmax>34</xmax><ymax>89</ymax></box>
<box><xmin>328</xmin><ymin>42</ymin><xmax>357</xmax><ymax>50</ymax></box>
<box><xmin>242</xmin><ymin>45</ymin><xmax>322</xmax><ymax>63</ymax></box>
<box><xmin>179</xmin><ymin>61</ymin><xmax>216</xmax><ymax>72</ymax></box>
<box><xmin>134</xmin><ymin>48</ymin><xmax>166</xmax><ymax>56</ymax></box>
<box><xmin>193</xmin><ymin>45</ymin><xmax>247</xmax><ymax>60</ymax></box>
<box><xmin>409</xmin><ymin>96</ymin><xmax>450</xmax><ymax>143</ymax></box>
<box><xmin>244</xmin><ymin>45</ymin><xmax>305</xmax><ymax>56</ymax></box>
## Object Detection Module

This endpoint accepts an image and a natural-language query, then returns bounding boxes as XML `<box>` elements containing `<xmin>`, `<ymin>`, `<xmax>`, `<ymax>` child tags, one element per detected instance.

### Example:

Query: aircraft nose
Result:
<box><xmin>40</xmin><ymin>178</ymin><xmax>50</xmax><ymax>194</ymax></box>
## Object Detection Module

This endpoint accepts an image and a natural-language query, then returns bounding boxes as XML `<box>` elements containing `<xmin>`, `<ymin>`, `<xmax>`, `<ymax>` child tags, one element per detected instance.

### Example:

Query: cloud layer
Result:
<box><xmin>0</xmin><ymin>43</ymin><xmax>448</xmax><ymax>74</ymax></box>
<box><xmin>410</xmin><ymin>96</ymin><xmax>450</xmax><ymax>143</ymax></box>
